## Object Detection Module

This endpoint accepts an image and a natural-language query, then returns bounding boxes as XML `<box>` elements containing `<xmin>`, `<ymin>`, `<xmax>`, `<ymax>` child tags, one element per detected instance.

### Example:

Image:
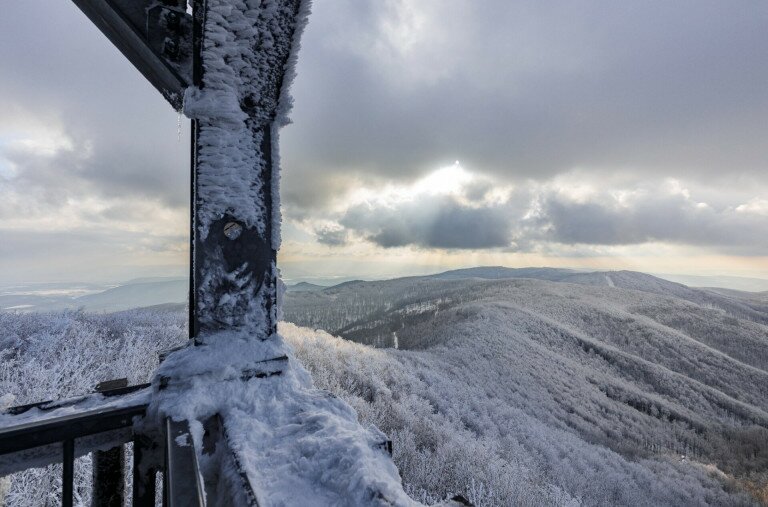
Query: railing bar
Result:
<box><xmin>132</xmin><ymin>435</ymin><xmax>156</xmax><ymax>507</ymax></box>
<box><xmin>0</xmin><ymin>404</ymin><xmax>147</xmax><ymax>456</ymax></box>
<box><xmin>93</xmin><ymin>445</ymin><xmax>124</xmax><ymax>507</ymax></box>
<box><xmin>163</xmin><ymin>468</ymin><xmax>168</xmax><ymax>507</ymax></box>
<box><xmin>219</xmin><ymin>416</ymin><xmax>260</xmax><ymax>507</ymax></box>
<box><xmin>5</xmin><ymin>383</ymin><xmax>150</xmax><ymax>416</ymax></box>
<box><xmin>165</xmin><ymin>418</ymin><xmax>205</xmax><ymax>507</ymax></box>
<box><xmin>62</xmin><ymin>439</ymin><xmax>74</xmax><ymax>507</ymax></box>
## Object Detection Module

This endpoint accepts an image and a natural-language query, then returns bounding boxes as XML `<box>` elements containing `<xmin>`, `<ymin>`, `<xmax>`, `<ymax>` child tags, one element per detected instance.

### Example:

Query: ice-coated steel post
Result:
<box><xmin>188</xmin><ymin>0</ymin><xmax>304</xmax><ymax>340</ymax></box>
<box><xmin>69</xmin><ymin>0</ymin><xmax>306</xmax><ymax>340</ymax></box>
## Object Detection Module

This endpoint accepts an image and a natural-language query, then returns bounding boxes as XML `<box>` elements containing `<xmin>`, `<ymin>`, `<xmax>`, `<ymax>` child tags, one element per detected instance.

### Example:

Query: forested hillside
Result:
<box><xmin>283</xmin><ymin>269</ymin><xmax>768</xmax><ymax>347</ymax></box>
<box><xmin>283</xmin><ymin>270</ymin><xmax>768</xmax><ymax>505</ymax></box>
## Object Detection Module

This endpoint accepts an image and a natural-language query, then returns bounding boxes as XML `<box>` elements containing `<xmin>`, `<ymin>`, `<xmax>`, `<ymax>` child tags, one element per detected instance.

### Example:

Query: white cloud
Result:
<box><xmin>300</xmin><ymin>168</ymin><xmax>767</xmax><ymax>256</ymax></box>
<box><xmin>736</xmin><ymin>198</ymin><xmax>768</xmax><ymax>216</ymax></box>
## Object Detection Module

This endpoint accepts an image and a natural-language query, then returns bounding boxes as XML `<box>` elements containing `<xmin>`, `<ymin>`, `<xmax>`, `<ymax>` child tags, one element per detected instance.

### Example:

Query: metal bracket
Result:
<box><xmin>70</xmin><ymin>0</ymin><xmax>192</xmax><ymax>109</ymax></box>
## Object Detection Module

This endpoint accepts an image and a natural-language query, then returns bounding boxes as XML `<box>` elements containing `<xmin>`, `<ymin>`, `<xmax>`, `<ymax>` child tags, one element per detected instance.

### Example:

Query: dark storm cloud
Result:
<box><xmin>4</xmin><ymin>0</ymin><xmax>767</xmax><ymax>214</ymax></box>
<box><xmin>281</xmin><ymin>0</ymin><xmax>768</xmax><ymax>210</ymax></box>
<box><xmin>315</xmin><ymin>226</ymin><xmax>348</xmax><ymax>246</ymax></box>
<box><xmin>543</xmin><ymin>193</ymin><xmax>768</xmax><ymax>253</ymax></box>
<box><xmin>337</xmin><ymin>197</ymin><xmax>513</xmax><ymax>249</ymax></box>
<box><xmin>323</xmin><ymin>182</ymin><xmax>768</xmax><ymax>254</ymax></box>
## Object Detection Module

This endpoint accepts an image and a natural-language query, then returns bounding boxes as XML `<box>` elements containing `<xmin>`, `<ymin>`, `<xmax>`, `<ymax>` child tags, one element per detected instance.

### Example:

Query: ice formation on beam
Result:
<box><xmin>184</xmin><ymin>0</ymin><xmax>307</xmax><ymax>238</ymax></box>
<box><xmin>185</xmin><ymin>0</ymin><xmax>311</xmax><ymax>334</ymax></box>
<box><xmin>150</xmin><ymin>333</ymin><xmax>424</xmax><ymax>505</ymax></box>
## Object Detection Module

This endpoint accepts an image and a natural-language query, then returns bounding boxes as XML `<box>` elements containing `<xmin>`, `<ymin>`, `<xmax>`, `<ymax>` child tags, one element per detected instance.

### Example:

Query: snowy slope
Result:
<box><xmin>3</xmin><ymin>273</ymin><xmax>767</xmax><ymax>505</ymax></box>
<box><xmin>554</xmin><ymin>271</ymin><xmax>768</xmax><ymax>324</ymax></box>
<box><xmin>283</xmin><ymin>273</ymin><xmax>768</xmax><ymax>505</ymax></box>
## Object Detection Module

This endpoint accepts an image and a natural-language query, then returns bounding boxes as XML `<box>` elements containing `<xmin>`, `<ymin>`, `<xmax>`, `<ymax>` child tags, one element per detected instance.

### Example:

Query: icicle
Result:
<box><xmin>177</xmin><ymin>109</ymin><xmax>183</xmax><ymax>142</ymax></box>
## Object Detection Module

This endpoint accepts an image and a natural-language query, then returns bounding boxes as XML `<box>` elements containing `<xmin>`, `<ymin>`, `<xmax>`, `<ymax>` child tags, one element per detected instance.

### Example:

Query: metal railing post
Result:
<box><xmin>92</xmin><ymin>446</ymin><xmax>124</xmax><ymax>507</ymax></box>
<box><xmin>92</xmin><ymin>379</ymin><xmax>128</xmax><ymax>507</ymax></box>
<box><xmin>62</xmin><ymin>439</ymin><xmax>75</xmax><ymax>507</ymax></box>
<box><xmin>132</xmin><ymin>434</ymin><xmax>157</xmax><ymax>507</ymax></box>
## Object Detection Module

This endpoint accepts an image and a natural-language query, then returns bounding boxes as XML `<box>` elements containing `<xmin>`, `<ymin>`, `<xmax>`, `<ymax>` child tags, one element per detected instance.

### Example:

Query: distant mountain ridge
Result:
<box><xmin>286</xmin><ymin>282</ymin><xmax>326</xmax><ymax>292</ymax></box>
<box><xmin>0</xmin><ymin>277</ymin><xmax>187</xmax><ymax>313</ymax></box>
<box><xmin>424</xmin><ymin>267</ymin><xmax>768</xmax><ymax>325</ymax></box>
<box><xmin>72</xmin><ymin>279</ymin><xmax>187</xmax><ymax>312</ymax></box>
<box><xmin>429</xmin><ymin>265</ymin><xmax>580</xmax><ymax>281</ymax></box>
<box><xmin>3</xmin><ymin>267</ymin><xmax>767</xmax><ymax>317</ymax></box>
<box><xmin>284</xmin><ymin>269</ymin><xmax>768</xmax><ymax>349</ymax></box>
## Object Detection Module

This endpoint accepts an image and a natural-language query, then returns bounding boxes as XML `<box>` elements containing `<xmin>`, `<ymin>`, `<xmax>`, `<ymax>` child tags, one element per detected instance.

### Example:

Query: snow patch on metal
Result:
<box><xmin>183</xmin><ymin>0</ymin><xmax>308</xmax><ymax>241</ymax></box>
<box><xmin>150</xmin><ymin>331</ymin><xmax>420</xmax><ymax>506</ymax></box>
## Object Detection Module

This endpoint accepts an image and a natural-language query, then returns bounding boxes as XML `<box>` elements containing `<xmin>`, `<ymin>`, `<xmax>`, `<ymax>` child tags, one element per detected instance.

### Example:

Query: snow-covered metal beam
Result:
<box><xmin>72</xmin><ymin>0</ymin><xmax>306</xmax><ymax>340</ymax></box>
<box><xmin>186</xmin><ymin>0</ymin><xmax>306</xmax><ymax>339</ymax></box>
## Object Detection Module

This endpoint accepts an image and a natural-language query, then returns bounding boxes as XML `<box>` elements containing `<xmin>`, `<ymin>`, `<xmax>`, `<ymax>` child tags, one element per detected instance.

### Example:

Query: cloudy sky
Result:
<box><xmin>1</xmin><ymin>1</ymin><xmax>767</xmax><ymax>284</ymax></box>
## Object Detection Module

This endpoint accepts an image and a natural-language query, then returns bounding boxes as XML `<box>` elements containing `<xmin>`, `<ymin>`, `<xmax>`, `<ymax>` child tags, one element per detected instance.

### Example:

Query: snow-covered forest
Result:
<box><xmin>283</xmin><ymin>269</ymin><xmax>768</xmax><ymax>505</ymax></box>
<box><xmin>2</xmin><ymin>269</ymin><xmax>768</xmax><ymax>505</ymax></box>
<box><xmin>0</xmin><ymin>310</ymin><xmax>187</xmax><ymax>506</ymax></box>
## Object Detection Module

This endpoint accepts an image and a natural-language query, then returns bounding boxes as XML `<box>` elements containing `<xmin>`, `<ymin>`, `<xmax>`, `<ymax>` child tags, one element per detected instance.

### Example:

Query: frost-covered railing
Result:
<box><xmin>0</xmin><ymin>381</ymin><xmax>159</xmax><ymax>506</ymax></box>
<box><xmin>0</xmin><ymin>382</ymin><xmax>248</xmax><ymax>506</ymax></box>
